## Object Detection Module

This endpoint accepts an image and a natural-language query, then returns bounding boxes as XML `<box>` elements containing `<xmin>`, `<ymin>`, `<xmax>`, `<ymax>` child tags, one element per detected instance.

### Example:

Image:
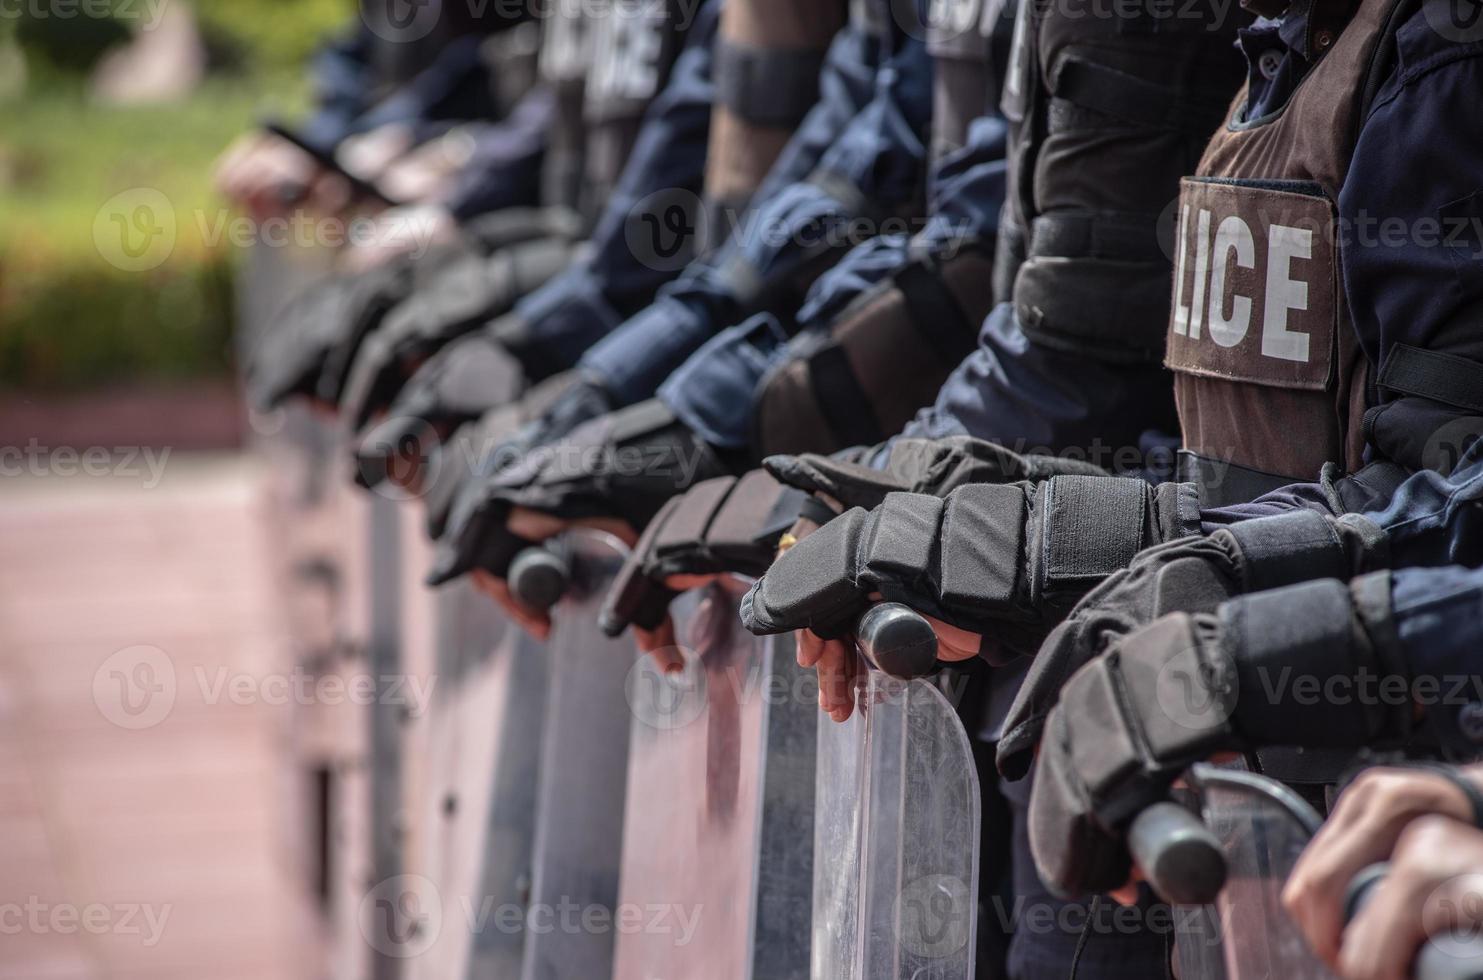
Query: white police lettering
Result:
<box><xmin>1168</xmin><ymin>179</ymin><xmax>1335</xmax><ymax>387</ymax></box>
<box><xmin>590</xmin><ymin>9</ymin><xmax>665</xmax><ymax>103</ymax></box>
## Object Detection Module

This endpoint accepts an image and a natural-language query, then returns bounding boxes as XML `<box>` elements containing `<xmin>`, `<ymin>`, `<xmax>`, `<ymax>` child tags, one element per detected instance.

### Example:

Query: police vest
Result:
<box><xmin>1167</xmin><ymin>0</ymin><xmax>1408</xmax><ymax>499</ymax></box>
<box><xmin>538</xmin><ymin>0</ymin><xmax>592</xmax><ymax>213</ymax></box>
<box><xmin>583</xmin><ymin>0</ymin><xmax>687</xmax><ymax>219</ymax></box>
<box><xmin>995</xmin><ymin>0</ymin><xmax>1245</xmax><ymax>363</ymax></box>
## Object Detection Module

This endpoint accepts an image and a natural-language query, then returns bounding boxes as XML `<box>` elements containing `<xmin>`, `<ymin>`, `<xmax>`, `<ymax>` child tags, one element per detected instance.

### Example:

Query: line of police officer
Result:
<box><xmin>227</xmin><ymin>0</ymin><xmax>1483</xmax><ymax>975</ymax></box>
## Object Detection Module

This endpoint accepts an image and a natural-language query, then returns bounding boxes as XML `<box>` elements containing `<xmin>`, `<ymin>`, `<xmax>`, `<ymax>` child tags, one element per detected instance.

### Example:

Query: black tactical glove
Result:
<box><xmin>598</xmin><ymin>437</ymin><xmax>1112</xmax><ymax>639</ymax></box>
<box><xmin>598</xmin><ymin>470</ymin><xmax>811</xmax><ymax>636</ymax></box>
<box><xmin>765</xmin><ymin>435</ymin><xmax>1112</xmax><ymax>512</ymax></box>
<box><xmin>411</xmin><ymin>372</ymin><xmax>581</xmax><ymax>540</ymax></box>
<box><xmin>1029</xmin><ymin>572</ymin><xmax>1408</xmax><ymax>899</ymax></box>
<box><xmin>337</xmin><ymin>237</ymin><xmax>575</xmax><ymax>431</ymax></box>
<box><xmin>739</xmin><ymin>475</ymin><xmax>1201</xmax><ymax>658</ymax></box>
<box><xmin>427</xmin><ymin>393</ymin><xmax>732</xmax><ymax>585</ymax></box>
<box><xmin>246</xmin><ymin>257</ymin><xmax>416</xmax><ymax>410</ymax></box>
<box><xmin>997</xmin><ymin>508</ymin><xmax>1391</xmax><ymax>779</ymax></box>
<box><xmin>352</xmin><ymin>329</ymin><xmax>528</xmax><ymax>492</ymax></box>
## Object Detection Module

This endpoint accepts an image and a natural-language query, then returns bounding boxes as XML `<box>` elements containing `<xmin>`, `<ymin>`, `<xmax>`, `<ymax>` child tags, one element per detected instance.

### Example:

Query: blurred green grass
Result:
<box><xmin>0</xmin><ymin>0</ymin><xmax>347</xmax><ymax>391</ymax></box>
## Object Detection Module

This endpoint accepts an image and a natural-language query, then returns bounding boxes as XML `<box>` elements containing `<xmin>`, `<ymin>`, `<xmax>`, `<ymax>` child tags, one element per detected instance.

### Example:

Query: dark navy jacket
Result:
<box><xmin>574</xmin><ymin>0</ymin><xmax>935</xmax><ymax>406</ymax></box>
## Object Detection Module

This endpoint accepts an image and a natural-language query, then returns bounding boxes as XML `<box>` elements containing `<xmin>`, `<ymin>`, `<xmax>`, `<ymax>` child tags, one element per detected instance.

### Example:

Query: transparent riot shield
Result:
<box><xmin>401</xmin><ymin>575</ymin><xmax>548</xmax><ymax>980</ymax></box>
<box><xmin>1170</xmin><ymin>764</ymin><xmax>1335</xmax><ymax>980</ymax></box>
<box><xmin>813</xmin><ymin>668</ymin><xmax>982</xmax><ymax>979</ymax></box>
<box><xmin>519</xmin><ymin>529</ymin><xmax>641</xmax><ymax>980</ymax></box>
<box><xmin>612</xmin><ymin>577</ymin><xmax>817</xmax><ymax>980</ymax></box>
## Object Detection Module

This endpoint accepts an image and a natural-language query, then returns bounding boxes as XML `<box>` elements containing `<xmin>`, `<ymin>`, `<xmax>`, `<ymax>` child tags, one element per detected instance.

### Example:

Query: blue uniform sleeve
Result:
<box><xmin>1339</xmin><ymin>25</ymin><xmax>1483</xmax><ymax>421</ymax></box>
<box><xmin>506</xmin><ymin>0</ymin><xmax>721</xmax><ymax>374</ymax></box>
<box><xmin>297</xmin><ymin>26</ymin><xmax>381</xmax><ymax>154</ymax></box>
<box><xmin>1388</xmin><ymin>564</ymin><xmax>1483</xmax><ymax>757</ymax></box>
<box><xmin>660</xmin><ymin>114</ymin><xmax>1012</xmax><ymax>449</ymax></box>
<box><xmin>352</xmin><ymin>36</ymin><xmax>495</xmax><ymax>144</ymax></box>
<box><xmin>443</xmin><ymin>84</ymin><xmax>554</xmax><ymax>220</ymax></box>
<box><xmin>898</xmin><ymin>302</ymin><xmax>1179</xmax><ymax>467</ymax></box>
<box><xmin>579</xmin><ymin>6</ymin><xmax>933</xmax><ymax>406</ymax></box>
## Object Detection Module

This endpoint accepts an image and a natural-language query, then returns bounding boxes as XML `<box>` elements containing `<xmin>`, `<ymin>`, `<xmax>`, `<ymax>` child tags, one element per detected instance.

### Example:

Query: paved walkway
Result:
<box><xmin>0</xmin><ymin>454</ymin><xmax>324</xmax><ymax>980</ymax></box>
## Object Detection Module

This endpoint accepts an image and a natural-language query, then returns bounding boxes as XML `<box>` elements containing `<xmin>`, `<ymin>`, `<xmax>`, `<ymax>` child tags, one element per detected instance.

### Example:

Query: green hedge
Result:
<box><xmin>0</xmin><ymin>77</ymin><xmax>307</xmax><ymax>390</ymax></box>
<box><xmin>0</xmin><ymin>1</ymin><xmax>349</xmax><ymax>391</ymax></box>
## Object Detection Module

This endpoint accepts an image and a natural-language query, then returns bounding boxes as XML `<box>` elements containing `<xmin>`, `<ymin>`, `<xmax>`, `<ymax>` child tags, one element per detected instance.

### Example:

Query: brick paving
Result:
<box><xmin>0</xmin><ymin>454</ymin><xmax>324</xmax><ymax>980</ymax></box>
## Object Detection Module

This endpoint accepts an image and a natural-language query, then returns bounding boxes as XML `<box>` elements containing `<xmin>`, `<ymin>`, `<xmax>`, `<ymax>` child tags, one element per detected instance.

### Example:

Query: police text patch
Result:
<box><xmin>1165</xmin><ymin>177</ymin><xmax>1338</xmax><ymax>391</ymax></box>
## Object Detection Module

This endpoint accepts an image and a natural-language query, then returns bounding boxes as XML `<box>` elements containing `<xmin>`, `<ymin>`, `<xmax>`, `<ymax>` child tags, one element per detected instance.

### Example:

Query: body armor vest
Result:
<box><xmin>995</xmin><ymin>0</ymin><xmax>1246</xmax><ymax>362</ymax></box>
<box><xmin>1168</xmin><ymin>0</ymin><xmax>1406</xmax><ymax>499</ymax></box>
<box><xmin>538</xmin><ymin>0</ymin><xmax>592</xmax><ymax>214</ymax></box>
<box><xmin>583</xmin><ymin>0</ymin><xmax>688</xmax><ymax>222</ymax></box>
<box><xmin>703</xmin><ymin>0</ymin><xmax>848</xmax><ymax>247</ymax></box>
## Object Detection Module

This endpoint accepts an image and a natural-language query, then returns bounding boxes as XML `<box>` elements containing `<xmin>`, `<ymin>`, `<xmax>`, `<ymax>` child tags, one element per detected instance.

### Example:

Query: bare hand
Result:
<box><xmin>1284</xmin><ymin>765</ymin><xmax>1482</xmax><ymax>969</ymax></box>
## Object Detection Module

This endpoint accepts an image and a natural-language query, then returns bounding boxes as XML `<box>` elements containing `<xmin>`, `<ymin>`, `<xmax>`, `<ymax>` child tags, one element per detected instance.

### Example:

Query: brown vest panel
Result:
<box><xmin>1168</xmin><ymin>0</ymin><xmax>1404</xmax><ymax>483</ymax></box>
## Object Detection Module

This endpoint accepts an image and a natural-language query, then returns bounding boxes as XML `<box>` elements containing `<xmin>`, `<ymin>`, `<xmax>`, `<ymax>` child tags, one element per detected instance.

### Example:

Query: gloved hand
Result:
<box><xmin>353</xmin><ymin>330</ymin><xmax>529</xmax><ymax>492</ymax></box>
<box><xmin>430</xmin><ymin>397</ymin><xmax>733</xmax><ymax>585</ymax></box>
<box><xmin>424</xmin><ymin>378</ymin><xmax>614</xmax><ymax>582</ymax></box>
<box><xmin>1028</xmin><ymin>572</ymin><xmax>1409</xmax><ymax>899</ymax></box>
<box><xmin>415</xmin><ymin>371</ymin><xmax>580</xmax><ymax>540</ymax></box>
<box><xmin>598</xmin><ymin>469</ymin><xmax>810</xmax><ymax>637</ymax></box>
<box><xmin>246</xmin><ymin>258</ymin><xmax>416</xmax><ymax>411</ymax></box>
<box><xmin>997</xmin><ymin>509</ymin><xmax>1390</xmax><ymax>779</ymax></box>
<box><xmin>597</xmin><ymin>436</ymin><xmax>1111</xmax><ymax>641</ymax></box>
<box><xmin>765</xmin><ymin>435</ymin><xmax>1112</xmax><ymax>511</ymax></box>
<box><xmin>337</xmin><ymin>237</ymin><xmax>575</xmax><ymax>432</ymax></box>
<box><xmin>739</xmin><ymin>475</ymin><xmax>1200</xmax><ymax>659</ymax></box>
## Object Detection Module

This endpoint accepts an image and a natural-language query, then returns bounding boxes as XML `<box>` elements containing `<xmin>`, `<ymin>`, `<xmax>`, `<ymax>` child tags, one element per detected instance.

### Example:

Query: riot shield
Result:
<box><xmin>611</xmin><ymin>578</ymin><xmax>817</xmax><ymax>980</ymax></box>
<box><xmin>401</xmin><ymin>576</ymin><xmax>547</xmax><ymax>980</ymax></box>
<box><xmin>813</xmin><ymin>667</ymin><xmax>982</xmax><ymax>979</ymax></box>
<box><xmin>1169</xmin><ymin>765</ymin><xmax>1336</xmax><ymax>980</ymax></box>
<box><xmin>518</xmin><ymin>529</ymin><xmax>641</xmax><ymax>980</ymax></box>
